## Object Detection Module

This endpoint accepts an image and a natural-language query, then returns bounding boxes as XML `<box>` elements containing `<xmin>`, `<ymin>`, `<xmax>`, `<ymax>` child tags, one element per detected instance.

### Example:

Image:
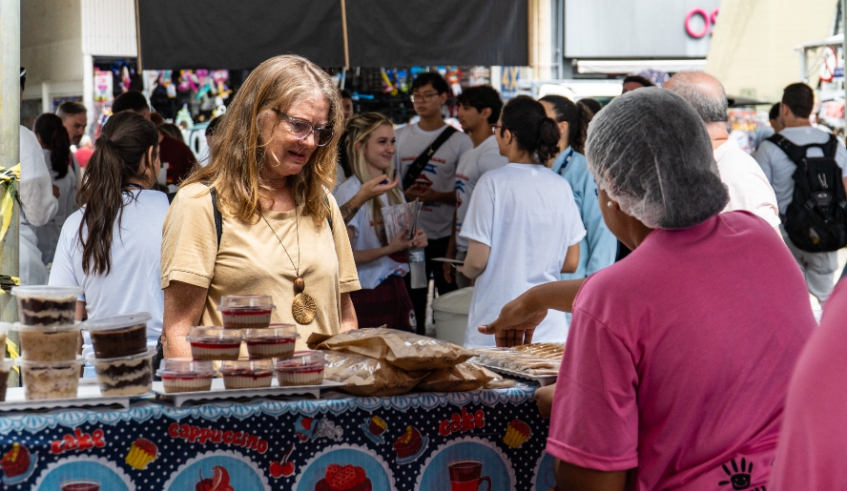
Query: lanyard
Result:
<box><xmin>558</xmin><ymin>147</ymin><xmax>575</xmax><ymax>175</ymax></box>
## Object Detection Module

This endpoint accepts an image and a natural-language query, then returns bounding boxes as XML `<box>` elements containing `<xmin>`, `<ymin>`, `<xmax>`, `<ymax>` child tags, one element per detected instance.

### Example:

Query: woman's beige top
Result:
<box><xmin>162</xmin><ymin>183</ymin><xmax>361</xmax><ymax>349</ymax></box>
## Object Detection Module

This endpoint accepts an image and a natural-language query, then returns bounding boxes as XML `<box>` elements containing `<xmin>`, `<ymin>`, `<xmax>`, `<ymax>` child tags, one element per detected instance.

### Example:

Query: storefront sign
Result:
<box><xmin>500</xmin><ymin>67</ymin><xmax>521</xmax><ymax>100</ymax></box>
<box><xmin>684</xmin><ymin>8</ymin><xmax>719</xmax><ymax>39</ymax></box>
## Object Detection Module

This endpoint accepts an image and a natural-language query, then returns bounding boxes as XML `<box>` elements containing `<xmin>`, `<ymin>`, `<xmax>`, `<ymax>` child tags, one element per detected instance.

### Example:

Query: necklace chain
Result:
<box><xmin>261</xmin><ymin>205</ymin><xmax>300</xmax><ymax>278</ymax></box>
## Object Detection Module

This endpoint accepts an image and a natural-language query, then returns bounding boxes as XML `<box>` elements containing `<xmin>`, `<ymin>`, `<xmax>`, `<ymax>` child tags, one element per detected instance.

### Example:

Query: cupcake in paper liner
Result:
<box><xmin>503</xmin><ymin>420</ymin><xmax>531</xmax><ymax>448</ymax></box>
<box><xmin>125</xmin><ymin>438</ymin><xmax>158</xmax><ymax>470</ymax></box>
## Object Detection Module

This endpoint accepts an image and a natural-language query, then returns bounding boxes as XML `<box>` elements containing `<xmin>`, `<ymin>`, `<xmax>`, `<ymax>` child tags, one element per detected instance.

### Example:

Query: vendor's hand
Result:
<box><xmin>443</xmin><ymin>261</ymin><xmax>454</xmax><ymax>284</ymax></box>
<box><xmin>405</xmin><ymin>183</ymin><xmax>440</xmax><ymax>203</ymax></box>
<box><xmin>404</xmin><ymin>183</ymin><xmax>427</xmax><ymax>202</ymax></box>
<box><xmin>388</xmin><ymin>230</ymin><xmax>415</xmax><ymax>254</ymax></box>
<box><xmin>411</xmin><ymin>228</ymin><xmax>427</xmax><ymax>249</ymax></box>
<box><xmin>359</xmin><ymin>174</ymin><xmax>399</xmax><ymax>201</ymax></box>
<box><xmin>478</xmin><ymin>291</ymin><xmax>548</xmax><ymax>347</ymax></box>
<box><xmin>535</xmin><ymin>384</ymin><xmax>556</xmax><ymax>418</ymax></box>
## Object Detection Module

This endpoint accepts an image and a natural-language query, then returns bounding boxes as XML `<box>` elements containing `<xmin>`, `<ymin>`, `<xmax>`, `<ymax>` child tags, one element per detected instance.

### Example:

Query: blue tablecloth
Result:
<box><xmin>0</xmin><ymin>385</ymin><xmax>555</xmax><ymax>490</ymax></box>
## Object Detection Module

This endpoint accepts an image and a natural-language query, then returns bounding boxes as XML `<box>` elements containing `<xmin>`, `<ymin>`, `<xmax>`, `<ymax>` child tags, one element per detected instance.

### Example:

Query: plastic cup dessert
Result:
<box><xmin>218</xmin><ymin>295</ymin><xmax>275</xmax><ymax>329</ymax></box>
<box><xmin>83</xmin><ymin>313</ymin><xmax>149</xmax><ymax>359</ymax></box>
<box><xmin>12</xmin><ymin>286</ymin><xmax>82</xmax><ymax>326</ymax></box>
<box><xmin>245</xmin><ymin>324</ymin><xmax>299</xmax><ymax>360</ymax></box>
<box><xmin>16</xmin><ymin>323</ymin><xmax>81</xmax><ymax>361</ymax></box>
<box><xmin>90</xmin><ymin>348</ymin><xmax>155</xmax><ymax>397</ymax></box>
<box><xmin>157</xmin><ymin>359</ymin><xmax>215</xmax><ymax>393</ymax></box>
<box><xmin>220</xmin><ymin>359</ymin><xmax>274</xmax><ymax>390</ymax></box>
<box><xmin>275</xmin><ymin>351</ymin><xmax>325</xmax><ymax>386</ymax></box>
<box><xmin>0</xmin><ymin>359</ymin><xmax>12</xmax><ymax>402</ymax></box>
<box><xmin>187</xmin><ymin>327</ymin><xmax>242</xmax><ymax>361</ymax></box>
<box><xmin>19</xmin><ymin>357</ymin><xmax>83</xmax><ymax>401</ymax></box>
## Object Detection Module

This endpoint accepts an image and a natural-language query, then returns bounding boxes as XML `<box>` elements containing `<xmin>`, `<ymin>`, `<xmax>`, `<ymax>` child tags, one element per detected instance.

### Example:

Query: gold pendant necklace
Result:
<box><xmin>261</xmin><ymin>205</ymin><xmax>317</xmax><ymax>324</ymax></box>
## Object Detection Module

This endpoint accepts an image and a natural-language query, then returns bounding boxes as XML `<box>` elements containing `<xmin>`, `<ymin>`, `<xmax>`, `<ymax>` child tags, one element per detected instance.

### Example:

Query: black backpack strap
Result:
<box><xmin>209</xmin><ymin>187</ymin><xmax>223</xmax><ymax>250</ymax></box>
<box><xmin>767</xmin><ymin>134</ymin><xmax>808</xmax><ymax>164</ymax></box>
<box><xmin>821</xmin><ymin>133</ymin><xmax>839</xmax><ymax>158</ymax></box>
<box><xmin>401</xmin><ymin>125</ymin><xmax>458</xmax><ymax>189</ymax></box>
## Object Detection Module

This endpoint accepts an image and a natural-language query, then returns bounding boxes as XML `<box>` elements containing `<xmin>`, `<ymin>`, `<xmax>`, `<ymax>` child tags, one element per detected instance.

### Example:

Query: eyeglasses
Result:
<box><xmin>273</xmin><ymin>109</ymin><xmax>334</xmax><ymax>147</ymax></box>
<box><xmin>410</xmin><ymin>92</ymin><xmax>440</xmax><ymax>103</ymax></box>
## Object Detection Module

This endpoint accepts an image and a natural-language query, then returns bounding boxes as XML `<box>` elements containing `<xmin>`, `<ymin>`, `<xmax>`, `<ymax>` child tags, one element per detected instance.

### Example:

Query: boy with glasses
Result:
<box><xmin>394</xmin><ymin>72</ymin><xmax>472</xmax><ymax>333</ymax></box>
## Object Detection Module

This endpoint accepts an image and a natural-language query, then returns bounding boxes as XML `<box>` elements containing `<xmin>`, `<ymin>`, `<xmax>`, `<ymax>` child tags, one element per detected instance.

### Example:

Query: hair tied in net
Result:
<box><xmin>585</xmin><ymin>88</ymin><xmax>728</xmax><ymax>230</ymax></box>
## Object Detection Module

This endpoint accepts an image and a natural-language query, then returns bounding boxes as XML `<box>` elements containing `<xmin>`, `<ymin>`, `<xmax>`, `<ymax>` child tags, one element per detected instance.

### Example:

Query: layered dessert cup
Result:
<box><xmin>16</xmin><ymin>323</ymin><xmax>81</xmax><ymax>361</ymax></box>
<box><xmin>187</xmin><ymin>327</ymin><xmax>242</xmax><ymax>361</ymax></box>
<box><xmin>220</xmin><ymin>359</ymin><xmax>274</xmax><ymax>389</ymax></box>
<box><xmin>245</xmin><ymin>324</ymin><xmax>298</xmax><ymax>359</ymax></box>
<box><xmin>90</xmin><ymin>348</ymin><xmax>155</xmax><ymax>397</ymax></box>
<box><xmin>12</xmin><ymin>286</ymin><xmax>82</xmax><ymax>326</ymax></box>
<box><xmin>83</xmin><ymin>313</ymin><xmax>149</xmax><ymax>359</ymax></box>
<box><xmin>157</xmin><ymin>359</ymin><xmax>215</xmax><ymax>393</ymax></box>
<box><xmin>18</xmin><ymin>357</ymin><xmax>83</xmax><ymax>400</ymax></box>
<box><xmin>0</xmin><ymin>359</ymin><xmax>12</xmax><ymax>402</ymax></box>
<box><xmin>218</xmin><ymin>295</ymin><xmax>275</xmax><ymax>329</ymax></box>
<box><xmin>275</xmin><ymin>351</ymin><xmax>325</xmax><ymax>386</ymax></box>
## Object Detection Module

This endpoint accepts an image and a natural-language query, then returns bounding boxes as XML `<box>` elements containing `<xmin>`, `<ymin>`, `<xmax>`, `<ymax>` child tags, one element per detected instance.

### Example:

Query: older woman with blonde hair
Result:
<box><xmin>334</xmin><ymin>113</ymin><xmax>426</xmax><ymax>331</ymax></box>
<box><xmin>161</xmin><ymin>55</ymin><xmax>361</xmax><ymax>356</ymax></box>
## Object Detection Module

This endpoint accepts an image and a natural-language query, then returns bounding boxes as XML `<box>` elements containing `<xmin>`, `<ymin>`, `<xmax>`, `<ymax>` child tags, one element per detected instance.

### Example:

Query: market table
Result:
<box><xmin>0</xmin><ymin>385</ymin><xmax>556</xmax><ymax>490</ymax></box>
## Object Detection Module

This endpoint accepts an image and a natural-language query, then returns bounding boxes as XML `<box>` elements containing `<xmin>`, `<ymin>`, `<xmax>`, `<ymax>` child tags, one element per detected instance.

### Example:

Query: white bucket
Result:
<box><xmin>432</xmin><ymin>287</ymin><xmax>474</xmax><ymax>347</ymax></box>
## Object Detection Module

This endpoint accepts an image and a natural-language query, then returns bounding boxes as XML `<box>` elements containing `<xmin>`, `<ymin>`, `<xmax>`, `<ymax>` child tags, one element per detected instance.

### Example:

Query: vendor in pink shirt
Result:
<box><xmin>769</xmin><ymin>279</ymin><xmax>847</xmax><ymax>490</ymax></box>
<box><xmin>480</xmin><ymin>89</ymin><xmax>815</xmax><ymax>491</ymax></box>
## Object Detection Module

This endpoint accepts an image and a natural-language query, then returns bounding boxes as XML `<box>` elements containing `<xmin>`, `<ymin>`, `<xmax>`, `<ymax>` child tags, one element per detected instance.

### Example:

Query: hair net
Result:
<box><xmin>585</xmin><ymin>88</ymin><xmax>728</xmax><ymax>229</ymax></box>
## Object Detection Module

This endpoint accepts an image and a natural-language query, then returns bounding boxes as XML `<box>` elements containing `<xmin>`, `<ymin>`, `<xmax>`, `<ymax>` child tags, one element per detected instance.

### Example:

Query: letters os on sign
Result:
<box><xmin>685</xmin><ymin>8</ymin><xmax>719</xmax><ymax>39</ymax></box>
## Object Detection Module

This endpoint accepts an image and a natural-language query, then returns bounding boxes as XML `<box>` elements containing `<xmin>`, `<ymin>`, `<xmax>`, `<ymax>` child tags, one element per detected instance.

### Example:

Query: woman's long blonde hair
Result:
<box><xmin>346</xmin><ymin>113</ymin><xmax>402</xmax><ymax>245</ymax></box>
<box><xmin>183</xmin><ymin>55</ymin><xmax>341</xmax><ymax>225</ymax></box>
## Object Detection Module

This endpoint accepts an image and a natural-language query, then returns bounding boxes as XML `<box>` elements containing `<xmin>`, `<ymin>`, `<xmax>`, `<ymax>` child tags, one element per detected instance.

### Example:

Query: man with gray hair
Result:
<box><xmin>664</xmin><ymin>72</ymin><xmax>780</xmax><ymax>230</ymax></box>
<box><xmin>55</xmin><ymin>100</ymin><xmax>87</xmax><ymax>146</ymax></box>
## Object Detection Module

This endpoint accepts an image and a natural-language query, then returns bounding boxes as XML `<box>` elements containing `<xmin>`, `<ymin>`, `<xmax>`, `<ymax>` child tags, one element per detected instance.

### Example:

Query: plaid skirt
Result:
<box><xmin>349</xmin><ymin>275</ymin><xmax>416</xmax><ymax>332</ymax></box>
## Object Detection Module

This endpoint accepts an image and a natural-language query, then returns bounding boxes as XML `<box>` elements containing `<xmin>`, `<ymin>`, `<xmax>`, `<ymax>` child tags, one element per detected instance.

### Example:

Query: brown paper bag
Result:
<box><xmin>417</xmin><ymin>363</ymin><xmax>495</xmax><ymax>392</ymax></box>
<box><xmin>307</xmin><ymin>328</ymin><xmax>474</xmax><ymax>371</ymax></box>
<box><xmin>323</xmin><ymin>351</ymin><xmax>429</xmax><ymax>397</ymax></box>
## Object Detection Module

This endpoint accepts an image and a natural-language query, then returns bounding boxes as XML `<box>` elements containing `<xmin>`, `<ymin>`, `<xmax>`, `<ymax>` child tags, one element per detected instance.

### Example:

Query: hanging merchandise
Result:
<box><xmin>211</xmin><ymin>70</ymin><xmax>232</xmax><ymax>107</ymax></box>
<box><xmin>161</xmin><ymin>70</ymin><xmax>176</xmax><ymax>98</ymax></box>
<box><xmin>446</xmin><ymin>67</ymin><xmax>463</xmax><ymax>96</ymax></box>
<box><xmin>380</xmin><ymin>69</ymin><xmax>396</xmax><ymax>95</ymax></box>
<box><xmin>397</xmin><ymin>69</ymin><xmax>409</xmax><ymax>93</ymax></box>
<box><xmin>178</xmin><ymin>70</ymin><xmax>199</xmax><ymax>93</ymax></box>
<box><xmin>93</xmin><ymin>69</ymin><xmax>113</xmax><ymax>103</ymax></box>
<box><xmin>175</xmin><ymin>104</ymin><xmax>194</xmax><ymax>130</ymax></box>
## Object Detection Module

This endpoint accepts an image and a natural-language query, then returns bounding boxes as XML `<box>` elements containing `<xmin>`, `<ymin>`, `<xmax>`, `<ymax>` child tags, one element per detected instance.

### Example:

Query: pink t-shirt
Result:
<box><xmin>548</xmin><ymin>211</ymin><xmax>814</xmax><ymax>490</ymax></box>
<box><xmin>769</xmin><ymin>280</ymin><xmax>847</xmax><ymax>490</ymax></box>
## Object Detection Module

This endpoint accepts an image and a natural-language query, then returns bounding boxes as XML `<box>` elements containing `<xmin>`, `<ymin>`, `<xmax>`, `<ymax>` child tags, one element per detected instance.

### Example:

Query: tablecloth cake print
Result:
<box><xmin>0</xmin><ymin>386</ymin><xmax>549</xmax><ymax>490</ymax></box>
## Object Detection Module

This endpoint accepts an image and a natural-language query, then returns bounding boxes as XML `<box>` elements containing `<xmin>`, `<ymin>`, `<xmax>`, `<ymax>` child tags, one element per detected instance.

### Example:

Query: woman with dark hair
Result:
<box><xmin>49</xmin><ymin>111</ymin><xmax>169</xmax><ymax>351</ymax></box>
<box><xmin>458</xmin><ymin>96</ymin><xmax>584</xmax><ymax>348</ymax></box>
<box><xmin>32</xmin><ymin>113</ymin><xmax>79</xmax><ymax>265</ymax></box>
<box><xmin>539</xmin><ymin>95</ymin><xmax>617</xmax><ymax>281</ymax></box>
<box><xmin>480</xmin><ymin>89</ymin><xmax>814</xmax><ymax>491</ymax></box>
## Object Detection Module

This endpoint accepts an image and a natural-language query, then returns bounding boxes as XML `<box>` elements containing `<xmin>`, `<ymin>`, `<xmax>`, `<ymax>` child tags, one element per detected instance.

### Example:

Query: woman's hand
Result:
<box><xmin>360</xmin><ymin>174</ymin><xmax>399</xmax><ymax>201</ymax></box>
<box><xmin>535</xmin><ymin>384</ymin><xmax>556</xmax><ymax>418</ymax></box>
<box><xmin>411</xmin><ymin>228</ymin><xmax>427</xmax><ymax>249</ymax></box>
<box><xmin>478</xmin><ymin>289</ymin><xmax>548</xmax><ymax>347</ymax></box>
<box><xmin>388</xmin><ymin>230</ymin><xmax>415</xmax><ymax>254</ymax></box>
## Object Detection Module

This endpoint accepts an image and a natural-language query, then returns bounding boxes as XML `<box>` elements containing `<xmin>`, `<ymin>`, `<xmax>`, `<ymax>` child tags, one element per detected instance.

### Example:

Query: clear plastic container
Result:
<box><xmin>89</xmin><ymin>348</ymin><xmax>155</xmax><ymax>397</ymax></box>
<box><xmin>275</xmin><ymin>351</ymin><xmax>325</xmax><ymax>386</ymax></box>
<box><xmin>156</xmin><ymin>359</ymin><xmax>215</xmax><ymax>393</ymax></box>
<box><xmin>83</xmin><ymin>313</ymin><xmax>150</xmax><ymax>359</ymax></box>
<box><xmin>15</xmin><ymin>322</ymin><xmax>81</xmax><ymax>361</ymax></box>
<box><xmin>18</xmin><ymin>357</ymin><xmax>84</xmax><ymax>401</ymax></box>
<box><xmin>12</xmin><ymin>286</ymin><xmax>82</xmax><ymax>326</ymax></box>
<box><xmin>217</xmin><ymin>295</ymin><xmax>275</xmax><ymax>329</ymax></box>
<box><xmin>244</xmin><ymin>324</ymin><xmax>299</xmax><ymax>360</ymax></box>
<box><xmin>186</xmin><ymin>327</ymin><xmax>242</xmax><ymax>361</ymax></box>
<box><xmin>220</xmin><ymin>359</ymin><xmax>274</xmax><ymax>390</ymax></box>
<box><xmin>0</xmin><ymin>359</ymin><xmax>12</xmax><ymax>402</ymax></box>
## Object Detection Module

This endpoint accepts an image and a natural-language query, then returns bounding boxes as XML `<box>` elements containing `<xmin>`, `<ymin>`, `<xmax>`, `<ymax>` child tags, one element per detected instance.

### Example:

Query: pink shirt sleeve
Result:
<box><xmin>547</xmin><ymin>305</ymin><xmax>639</xmax><ymax>471</ymax></box>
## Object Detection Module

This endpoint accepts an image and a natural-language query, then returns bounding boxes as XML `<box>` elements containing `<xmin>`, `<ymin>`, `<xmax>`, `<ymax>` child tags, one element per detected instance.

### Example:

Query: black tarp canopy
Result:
<box><xmin>137</xmin><ymin>0</ymin><xmax>528</xmax><ymax>69</ymax></box>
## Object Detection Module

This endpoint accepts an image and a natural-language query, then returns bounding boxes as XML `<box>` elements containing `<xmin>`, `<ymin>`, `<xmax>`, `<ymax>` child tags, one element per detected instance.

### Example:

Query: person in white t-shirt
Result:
<box><xmin>393</xmin><ymin>72</ymin><xmax>473</xmax><ymax>332</ymax></box>
<box><xmin>49</xmin><ymin>111</ymin><xmax>170</xmax><ymax>351</ymax></box>
<box><xmin>443</xmin><ymin>86</ymin><xmax>508</xmax><ymax>288</ymax></box>
<box><xmin>460</xmin><ymin>96</ymin><xmax>585</xmax><ymax>348</ymax></box>
<box><xmin>334</xmin><ymin>113</ymin><xmax>427</xmax><ymax>331</ymax></box>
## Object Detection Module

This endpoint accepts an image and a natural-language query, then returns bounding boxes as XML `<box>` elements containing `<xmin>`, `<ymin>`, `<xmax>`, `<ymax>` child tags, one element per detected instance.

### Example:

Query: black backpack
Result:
<box><xmin>767</xmin><ymin>133</ymin><xmax>847</xmax><ymax>252</ymax></box>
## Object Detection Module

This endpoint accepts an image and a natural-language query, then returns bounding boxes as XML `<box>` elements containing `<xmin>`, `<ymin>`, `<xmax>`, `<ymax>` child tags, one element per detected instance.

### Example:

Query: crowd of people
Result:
<box><xmin>13</xmin><ymin>54</ymin><xmax>847</xmax><ymax>488</ymax></box>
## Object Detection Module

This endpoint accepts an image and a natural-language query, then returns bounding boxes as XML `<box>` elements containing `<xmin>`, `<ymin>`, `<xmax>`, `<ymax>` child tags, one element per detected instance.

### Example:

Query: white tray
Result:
<box><xmin>152</xmin><ymin>379</ymin><xmax>344</xmax><ymax>407</ymax></box>
<box><xmin>479</xmin><ymin>364</ymin><xmax>558</xmax><ymax>387</ymax></box>
<box><xmin>0</xmin><ymin>384</ymin><xmax>141</xmax><ymax>411</ymax></box>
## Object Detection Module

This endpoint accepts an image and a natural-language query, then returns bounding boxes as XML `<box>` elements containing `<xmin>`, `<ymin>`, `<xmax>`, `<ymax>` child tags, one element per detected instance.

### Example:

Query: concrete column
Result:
<box><xmin>41</xmin><ymin>82</ymin><xmax>50</xmax><ymax>113</ymax></box>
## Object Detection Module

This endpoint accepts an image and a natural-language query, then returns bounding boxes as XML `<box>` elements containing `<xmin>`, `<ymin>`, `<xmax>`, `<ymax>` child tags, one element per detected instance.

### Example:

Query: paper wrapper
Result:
<box><xmin>417</xmin><ymin>363</ymin><xmax>494</xmax><ymax>392</ymax></box>
<box><xmin>323</xmin><ymin>351</ymin><xmax>429</xmax><ymax>397</ymax></box>
<box><xmin>307</xmin><ymin>328</ymin><xmax>474</xmax><ymax>371</ymax></box>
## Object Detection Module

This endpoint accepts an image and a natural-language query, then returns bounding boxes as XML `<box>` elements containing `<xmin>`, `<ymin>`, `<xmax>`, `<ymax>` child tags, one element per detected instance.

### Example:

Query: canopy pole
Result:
<box><xmin>340</xmin><ymin>0</ymin><xmax>350</xmax><ymax>69</ymax></box>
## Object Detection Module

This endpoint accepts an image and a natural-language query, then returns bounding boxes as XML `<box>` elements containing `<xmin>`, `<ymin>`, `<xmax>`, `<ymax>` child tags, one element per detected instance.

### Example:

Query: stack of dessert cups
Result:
<box><xmin>82</xmin><ymin>313</ymin><xmax>155</xmax><ymax>397</ymax></box>
<box><xmin>11</xmin><ymin>286</ymin><xmax>84</xmax><ymax>401</ymax></box>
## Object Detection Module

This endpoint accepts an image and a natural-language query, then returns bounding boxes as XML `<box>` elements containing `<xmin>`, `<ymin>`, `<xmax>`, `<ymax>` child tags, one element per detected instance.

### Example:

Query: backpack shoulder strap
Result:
<box><xmin>207</xmin><ymin>186</ymin><xmax>223</xmax><ymax>250</ymax></box>
<box><xmin>401</xmin><ymin>125</ymin><xmax>458</xmax><ymax>189</ymax></box>
<box><xmin>822</xmin><ymin>133</ymin><xmax>839</xmax><ymax>158</ymax></box>
<box><xmin>767</xmin><ymin>134</ymin><xmax>808</xmax><ymax>164</ymax></box>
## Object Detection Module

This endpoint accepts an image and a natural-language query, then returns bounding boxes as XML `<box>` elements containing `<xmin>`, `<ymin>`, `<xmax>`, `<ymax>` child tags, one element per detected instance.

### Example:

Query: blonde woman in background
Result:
<box><xmin>161</xmin><ymin>55</ymin><xmax>361</xmax><ymax>356</ymax></box>
<box><xmin>334</xmin><ymin>113</ymin><xmax>426</xmax><ymax>331</ymax></box>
